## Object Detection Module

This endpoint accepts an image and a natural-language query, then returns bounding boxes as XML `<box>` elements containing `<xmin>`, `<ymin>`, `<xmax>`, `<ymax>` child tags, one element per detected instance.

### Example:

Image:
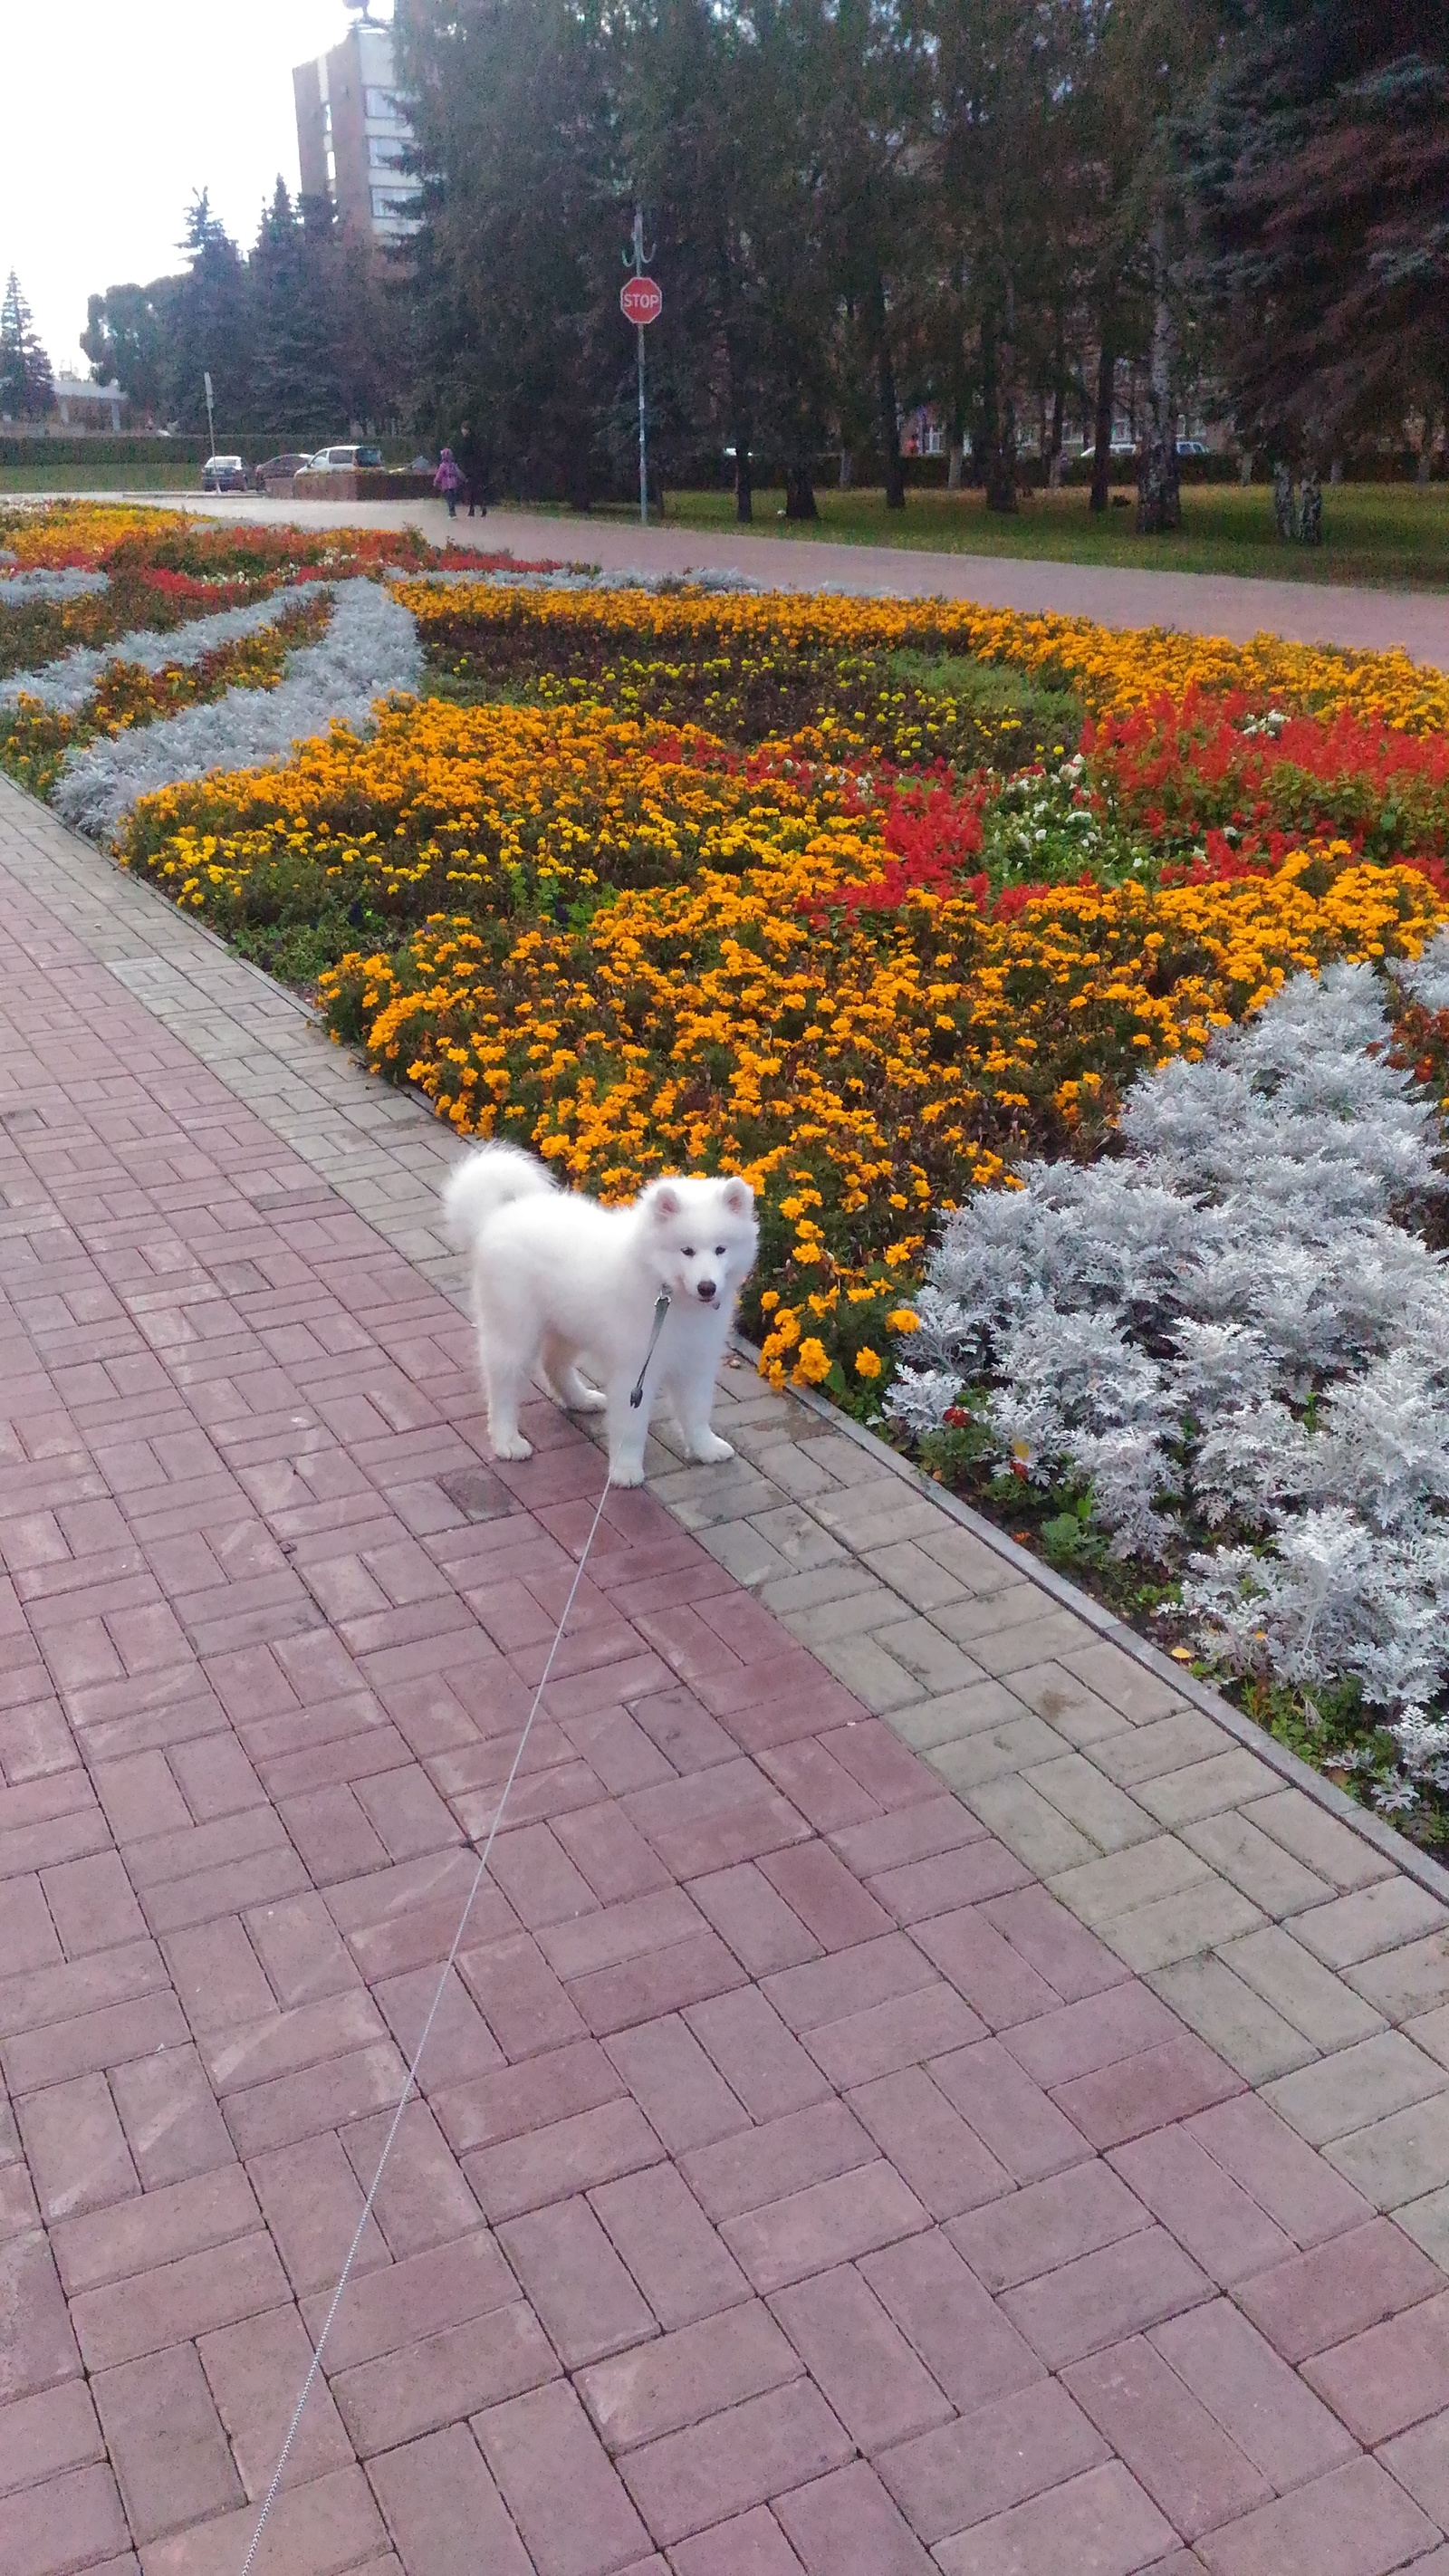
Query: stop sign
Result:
<box><xmin>620</xmin><ymin>276</ymin><xmax>663</xmax><ymax>327</ymax></box>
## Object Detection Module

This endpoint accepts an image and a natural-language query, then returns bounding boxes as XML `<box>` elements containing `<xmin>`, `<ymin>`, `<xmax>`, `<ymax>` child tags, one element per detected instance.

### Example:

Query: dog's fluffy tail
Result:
<box><xmin>442</xmin><ymin>1142</ymin><xmax>554</xmax><ymax>1249</ymax></box>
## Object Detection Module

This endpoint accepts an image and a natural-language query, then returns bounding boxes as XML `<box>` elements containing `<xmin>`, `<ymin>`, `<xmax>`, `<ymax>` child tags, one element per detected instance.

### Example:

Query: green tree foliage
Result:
<box><xmin>168</xmin><ymin>194</ymin><xmax>254</xmax><ymax>435</ymax></box>
<box><xmin>251</xmin><ymin>183</ymin><xmax>408</xmax><ymax>440</ymax></box>
<box><xmin>82</xmin><ymin>188</ymin><xmax>411</xmax><ymax>438</ymax></box>
<box><xmin>0</xmin><ymin>270</ymin><xmax>54</xmax><ymax>417</ymax></box>
<box><xmin>399</xmin><ymin>0</ymin><xmax>616</xmax><ymax>505</ymax></box>
<box><xmin>1187</xmin><ymin>0</ymin><xmax>1449</xmax><ymax>452</ymax></box>
<box><xmin>68</xmin><ymin>1</ymin><xmax>1442</xmax><ymax>495</ymax></box>
<box><xmin>82</xmin><ymin>283</ymin><xmax>177</xmax><ymax>418</ymax></box>
<box><xmin>399</xmin><ymin>0</ymin><xmax>1217</xmax><ymax>514</ymax></box>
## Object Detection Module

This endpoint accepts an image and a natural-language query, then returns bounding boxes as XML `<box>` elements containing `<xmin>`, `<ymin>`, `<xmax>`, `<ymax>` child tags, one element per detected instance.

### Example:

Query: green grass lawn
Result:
<box><xmin>0</xmin><ymin>463</ymin><xmax>201</xmax><ymax>493</ymax></box>
<box><xmin>6</xmin><ymin>462</ymin><xmax>1447</xmax><ymax>591</ymax></box>
<box><xmin>633</xmin><ymin>479</ymin><xmax>1449</xmax><ymax>590</ymax></box>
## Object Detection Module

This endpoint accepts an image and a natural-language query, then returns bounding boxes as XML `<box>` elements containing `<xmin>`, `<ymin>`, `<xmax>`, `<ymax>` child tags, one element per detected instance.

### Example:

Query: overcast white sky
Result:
<box><xmin>2</xmin><ymin>2</ymin><xmax>389</xmax><ymax>376</ymax></box>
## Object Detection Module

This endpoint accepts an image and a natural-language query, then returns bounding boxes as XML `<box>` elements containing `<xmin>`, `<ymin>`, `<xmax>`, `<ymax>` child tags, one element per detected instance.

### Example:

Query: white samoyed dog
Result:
<box><xmin>443</xmin><ymin>1143</ymin><xmax>759</xmax><ymax>1485</ymax></box>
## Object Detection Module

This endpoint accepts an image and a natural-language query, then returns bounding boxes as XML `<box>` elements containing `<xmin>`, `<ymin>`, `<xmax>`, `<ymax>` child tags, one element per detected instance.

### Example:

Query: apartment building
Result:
<box><xmin>293</xmin><ymin>14</ymin><xmax>421</xmax><ymax>243</ymax></box>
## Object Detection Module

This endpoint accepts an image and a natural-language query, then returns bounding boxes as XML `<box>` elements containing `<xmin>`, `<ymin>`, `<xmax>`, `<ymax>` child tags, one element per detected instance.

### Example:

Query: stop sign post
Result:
<box><xmin>623</xmin><ymin>209</ymin><xmax>663</xmax><ymax>527</ymax></box>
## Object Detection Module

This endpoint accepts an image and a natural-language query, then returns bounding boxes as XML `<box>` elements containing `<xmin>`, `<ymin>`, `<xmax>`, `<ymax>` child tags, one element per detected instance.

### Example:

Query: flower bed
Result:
<box><xmin>8</xmin><ymin>505</ymin><xmax>1449</xmax><ymax>1842</ymax></box>
<box><xmin>0</xmin><ymin>503</ymin><xmax>564</xmax><ymax>835</ymax></box>
<box><xmin>888</xmin><ymin>953</ymin><xmax>1449</xmax><ymax>1827</ymax></box>
<box><xmin>0</xmin><ymin>500</ymin><xmax>559</xmax><ymax>688</ymax></box>
<box><xmin>0</xmin><ymin>589</ymin><xmax>332</xmax><ymax>798</ymax></box>
<box><xmin>0</xmin><ymin>504</ymin><xmax>428</xmax><ymax>687</ymax></box>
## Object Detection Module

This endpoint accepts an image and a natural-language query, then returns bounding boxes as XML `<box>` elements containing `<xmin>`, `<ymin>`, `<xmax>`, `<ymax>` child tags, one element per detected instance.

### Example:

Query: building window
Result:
<box><xmin>370</xmin><ymin>187</ymin><xmax>420</xmax><ymax>223</ymax></box>
<box><xmin>364</xmin><ymin>86</ymin><xmax>401</xmax><ymax>120</ymax></box>
<box><xmin>368</xmin><ymin>135</ymin><xmax>407</xmax><ymax>168</ymax></box>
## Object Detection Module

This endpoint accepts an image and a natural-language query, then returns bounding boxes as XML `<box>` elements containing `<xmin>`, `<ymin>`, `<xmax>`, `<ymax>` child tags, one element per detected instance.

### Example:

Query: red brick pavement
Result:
<box><xmin>2</xmin><ymin>881</ymin><xmax>1447</xmax><ymax>2576</ymax></box>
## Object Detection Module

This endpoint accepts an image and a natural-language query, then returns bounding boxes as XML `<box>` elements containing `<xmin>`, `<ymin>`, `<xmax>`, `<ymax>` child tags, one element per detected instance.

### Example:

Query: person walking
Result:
<box><xmin>433</xmin><ymin>447</ymin><xmax>464</xmax><ymax>518</ymax></box>
<box><xmin>456</xmin><ymin>420</ymin><xmax>487</xmax><ymax>518</ymax></box>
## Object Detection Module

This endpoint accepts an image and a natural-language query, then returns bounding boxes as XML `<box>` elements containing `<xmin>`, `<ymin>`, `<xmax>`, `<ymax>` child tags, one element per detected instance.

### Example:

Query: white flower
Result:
<box><xmin>1194</xmin><ymin>1399</ymin><xmax>1313</xmax><ymax>1526</ymax></box>
<box><xmin>1314</xmin><ymin>1351</ymin><xmax>1449</xmax><ymax>1529</ymax></box>
<box><xmin>1182</xmin><ymin>1508</ymin><xmax>1449</xmax><ymax>1707</ymax></box>
<box><xmin>882</xmin><ymin>1365</ymin><xmax>965</xmax><ymax>1435</ymax></box>
<box><xmin>1169</xmin><ymin>1320</ymin><xmax>1277</xmax><ymax>1422</ymax></box>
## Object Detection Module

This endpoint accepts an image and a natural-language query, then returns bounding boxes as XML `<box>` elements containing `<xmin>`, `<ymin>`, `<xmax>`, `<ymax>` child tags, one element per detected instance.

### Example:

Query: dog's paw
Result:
<box><xmin>491</xmin><ymin>1432</ymin><xmax>533</xmax><ymax>1461</ymax></box>
<box><xmin>608</xmin><ymin>1456</ymin><xmax>647</xmax><ymax>1487</ymax></box>
<box><xmin>569</xmin><ymin>1389</ymin><xmax>608</xmax><ymax>1414</ymax></box>
<box><xmin>690</xmin><ymin>1433</ymin><xmax>735</xmax><ymax>1465</ymax></box>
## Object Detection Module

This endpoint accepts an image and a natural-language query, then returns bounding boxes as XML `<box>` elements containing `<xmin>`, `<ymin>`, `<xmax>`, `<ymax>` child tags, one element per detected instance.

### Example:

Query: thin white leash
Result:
<box><xmin>239</xmin><ymin>1427</ymin><xmax>632</xmax><ymax>2572</ymax></box>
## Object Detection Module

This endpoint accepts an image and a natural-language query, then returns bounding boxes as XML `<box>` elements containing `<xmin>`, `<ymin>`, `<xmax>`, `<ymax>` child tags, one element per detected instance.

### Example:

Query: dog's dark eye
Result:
<box><xmin>715</xmin><ymin>1245</ymin><xmax>725</xmax><ymax>1256</ymax></box>
<box><xmin>681</xmin><ymin>1246</ymin><xmax>695</xmax><ymax>1257</ymax></box>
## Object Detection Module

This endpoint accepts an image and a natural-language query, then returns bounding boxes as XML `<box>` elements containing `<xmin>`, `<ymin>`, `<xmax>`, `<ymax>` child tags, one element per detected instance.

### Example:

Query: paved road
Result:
<box><xmin>3</xmin><ymin>774</ymin><xmax>1449</xmax><ymax>2572</ymax></box>
<box><xmin>80</xmin><ymin>489</ymin><xmax>1449</xmax><ymax>661</ymax></box>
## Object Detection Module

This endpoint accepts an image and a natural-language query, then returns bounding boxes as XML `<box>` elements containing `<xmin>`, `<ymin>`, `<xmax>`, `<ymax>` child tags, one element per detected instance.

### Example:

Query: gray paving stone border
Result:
<box><xmin>762</xmin><ymin>1360</ymin><xmax>1449</xmax><ymax>1910</ymax></box>
<box><xmin>6</xmin><ymin>765</ymin><xmax>1449</xmax><ymax>2260</ymax></box>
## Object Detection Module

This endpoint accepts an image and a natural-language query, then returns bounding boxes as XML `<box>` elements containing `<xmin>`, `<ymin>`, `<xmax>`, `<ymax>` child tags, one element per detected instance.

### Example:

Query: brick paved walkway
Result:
<box><xmin>3</xmin><ymin>769</ymin><xmax>1449</xmax><ymax>2576</ymax></box>
<box><xmin>115</xmin><ymin>491</ymin><xmax>1449</xmax><ymax>660</ymax></box>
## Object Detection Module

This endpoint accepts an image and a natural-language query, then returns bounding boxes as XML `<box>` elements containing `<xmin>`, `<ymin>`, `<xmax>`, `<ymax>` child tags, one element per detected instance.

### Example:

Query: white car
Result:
<box><xmin>200</xmin><ymin>454</ymin><xmax>248</xmax><ymax>492</ymax></box>
<box><xmin>304</xmin><ymin>444</ymin><xmax>384</xmax><ymax>473</ymax></box>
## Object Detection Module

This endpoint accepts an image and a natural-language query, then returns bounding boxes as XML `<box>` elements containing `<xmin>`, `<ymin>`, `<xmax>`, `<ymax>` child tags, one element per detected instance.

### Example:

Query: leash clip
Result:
<box><xmin>629</xmin><ymin>1292</ymin><xmax>672</xmax><ymax>1408</ymax></box>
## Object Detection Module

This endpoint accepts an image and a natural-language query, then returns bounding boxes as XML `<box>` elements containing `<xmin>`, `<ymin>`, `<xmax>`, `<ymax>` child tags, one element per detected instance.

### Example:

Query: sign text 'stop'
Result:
<box><xmin>620</xmin><ymin>276</ymin><xmax>663</xmax><ymax>327</ymax></box>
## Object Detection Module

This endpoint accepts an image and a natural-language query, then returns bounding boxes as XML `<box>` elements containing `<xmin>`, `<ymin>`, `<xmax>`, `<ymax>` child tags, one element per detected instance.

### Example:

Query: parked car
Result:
<box><xmin>304</xmin><ymin>444</ymin><xmax>385</xmax><ymax>473</ymax></box>
<box><xmin>254</xmin><ymin>452</ymin><xmax>312</xmax><ymax>494</ymax></box>
<box><xmin>1176</xmin><ymin>439</ymin><xmax>1210</xmax><ymax>458</ymax></box>
<box><xmin>200</xmin><ymin>455</ymin><xmax>248</xmax><ymax>493</ymax></box>
<box><xmin>1078</xmin><ymin>441</ymin><xmax>1139</xmax><ymax>467</ymax></box>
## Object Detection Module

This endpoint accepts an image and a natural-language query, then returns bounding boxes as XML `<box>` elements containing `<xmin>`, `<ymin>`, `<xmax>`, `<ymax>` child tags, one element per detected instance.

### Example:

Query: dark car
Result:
<box><xmin>200</xmin><ymin>454</ymin><xmax>248</xmax><ymax>493</ymax></box>
<box><xmin>254</xmin><ymin>452</ymin><xmax>312</xmax><ymax>494</ymax></box>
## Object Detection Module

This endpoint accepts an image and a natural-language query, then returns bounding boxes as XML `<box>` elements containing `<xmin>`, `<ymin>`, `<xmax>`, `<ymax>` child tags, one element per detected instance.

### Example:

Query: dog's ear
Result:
<box><xmin>721</xmin><ymin>1178</ymin><xmax>753</xmax><ymax>1217</ymax></box>
<box><xmin>648</xmin><ymin>1182</ymin><xmax>682</xmax><ymax>1222</ymax></box>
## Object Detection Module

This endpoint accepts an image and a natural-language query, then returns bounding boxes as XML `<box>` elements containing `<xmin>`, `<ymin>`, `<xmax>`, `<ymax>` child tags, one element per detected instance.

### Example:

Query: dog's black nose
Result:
<box><xmin>696</xmin><ymin>1279</ymin><xmax>717</xmax><ymax>1302</ymax></box>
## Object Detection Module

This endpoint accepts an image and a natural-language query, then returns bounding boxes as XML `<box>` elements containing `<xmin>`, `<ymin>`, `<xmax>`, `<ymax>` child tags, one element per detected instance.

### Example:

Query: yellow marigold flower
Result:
<box><xmin>793</xmin><ymin>1338</ymin><xmax>832</xmax><ymax>1385</ymax></box>
<box><xmin>854</xmin><ymin>1348</ymin><xmax>883</xmax><ymax>1379</ymax></box>
<box><xmin>887</xmin><ymin>1309</ymin><xmax>920</xmax><ymax>1333</ymax></box>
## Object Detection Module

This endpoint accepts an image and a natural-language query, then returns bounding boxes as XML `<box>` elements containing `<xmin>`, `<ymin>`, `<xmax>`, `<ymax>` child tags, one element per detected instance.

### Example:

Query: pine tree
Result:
<box><xmin>1186</xmin><ymin>0</ymin><xmax>1449</xmax><ymax>451</ymax></box>
<box><xmin>250</xmin><ymin>181</ymin><xmax>348</xmax><ymax>441</ymax></box>
<box><xmin>398</xmin><ymin>0</ymin><xmax>619</xmax><ymax>508</ymax></box>
<box><xmin>0</xmin><ymin>271</ymin><xmax>53</xmax><ymax>417</ymax></box>
<box><xmin>167</xmin><ymin>193</ymin><xmax>253</xmax><ymax>434</ymax></box>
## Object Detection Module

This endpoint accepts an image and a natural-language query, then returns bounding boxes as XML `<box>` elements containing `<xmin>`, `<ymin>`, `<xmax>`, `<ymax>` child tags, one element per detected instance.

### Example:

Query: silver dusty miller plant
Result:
<box><xmin>888</xmin><ymin>945</ymin><xmax>1449</xmax><ymax>1810</ymax></box>
<box><xmin>51</xmin><ymin>579</ymin><xmax>422</xmax><ymax>841</ymax></box>
<box><xmin>0</xmin><ymin>582</ymin><xmax>305</xmax><ymax>716</ymax></box>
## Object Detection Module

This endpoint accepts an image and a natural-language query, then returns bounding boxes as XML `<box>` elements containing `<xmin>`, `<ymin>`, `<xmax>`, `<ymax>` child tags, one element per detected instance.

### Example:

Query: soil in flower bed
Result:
<box><xmin>419</xmin><ymin>603</ymin><xmax>1087</xmax><ymax>774</ymax></box>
